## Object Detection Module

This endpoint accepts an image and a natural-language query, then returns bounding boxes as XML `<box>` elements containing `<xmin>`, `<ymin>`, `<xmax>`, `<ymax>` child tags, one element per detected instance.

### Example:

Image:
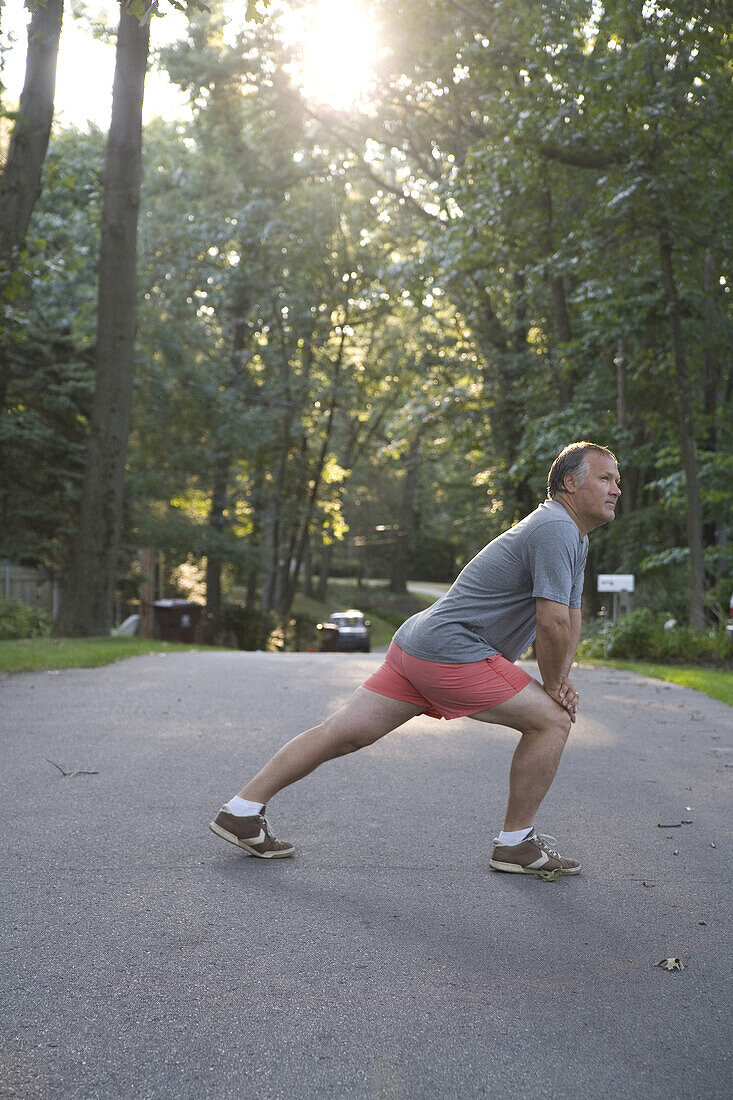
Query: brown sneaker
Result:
<box><xmin>209</xmin><ymin>806</ymin><xmax>294</xmax><ymax>859</ymax></box>
<box><xmin>489</xmin><ymin>832</ymin><xmax>580</xmax><ymax>877</ymax></box>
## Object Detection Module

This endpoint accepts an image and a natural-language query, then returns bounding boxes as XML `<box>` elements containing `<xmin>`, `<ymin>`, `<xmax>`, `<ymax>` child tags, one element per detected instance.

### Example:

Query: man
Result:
<box><xmin>210</xmin><ymin>441</ymin><xmax>621</xmax><ymax>877</ymax></box>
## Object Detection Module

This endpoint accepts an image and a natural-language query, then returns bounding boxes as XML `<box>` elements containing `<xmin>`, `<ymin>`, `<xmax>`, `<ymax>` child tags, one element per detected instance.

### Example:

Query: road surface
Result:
<box><xmin>1</xmin><ymin>651</ymin><xmax>731</xmax><ymax>1098</ymax></box>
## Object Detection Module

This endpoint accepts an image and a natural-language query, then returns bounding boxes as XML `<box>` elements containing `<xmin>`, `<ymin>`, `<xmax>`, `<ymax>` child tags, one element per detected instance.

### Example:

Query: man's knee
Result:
<box><xmin>553</xmin><ymin>707</ymin><xmax>573</xmax><ymax>741</ymax></box>
<box><xmin>532</xmin><ymin>701</ymin><xmax>572</xmax><ymax>741</ymax></box>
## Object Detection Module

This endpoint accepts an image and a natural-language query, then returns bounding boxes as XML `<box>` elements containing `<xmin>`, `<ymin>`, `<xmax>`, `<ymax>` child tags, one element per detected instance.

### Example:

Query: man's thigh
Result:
<box><xmin>325</xmin><ymin>686</ymin><xmax>424</xmax><ymax>748</ymax></box>
<box><xmin>467</xmin><ymin>678</ymin><xmax>568</xmax><ymax>736</ymax></box>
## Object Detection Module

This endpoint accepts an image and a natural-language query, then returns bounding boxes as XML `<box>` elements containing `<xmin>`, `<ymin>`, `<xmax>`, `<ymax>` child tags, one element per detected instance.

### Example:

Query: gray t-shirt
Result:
<box><xmin>393</xmin><ymin>499</ymin><xmax>588</xmax><ymax>663</ymax></box>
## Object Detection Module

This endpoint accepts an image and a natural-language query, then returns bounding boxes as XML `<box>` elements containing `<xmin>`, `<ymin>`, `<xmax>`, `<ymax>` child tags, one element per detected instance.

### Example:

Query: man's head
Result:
<box><xmin>548</xmin><ymin>442</ymin><xmax>621</xmax><ymax>534</ymax></box>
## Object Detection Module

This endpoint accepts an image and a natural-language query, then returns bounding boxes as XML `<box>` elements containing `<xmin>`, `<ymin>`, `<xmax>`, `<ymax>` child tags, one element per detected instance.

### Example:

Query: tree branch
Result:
<box><xmin>538</xmin><ymin>142</ymin><xmax>625</xmax><ymax>168</ymax></box>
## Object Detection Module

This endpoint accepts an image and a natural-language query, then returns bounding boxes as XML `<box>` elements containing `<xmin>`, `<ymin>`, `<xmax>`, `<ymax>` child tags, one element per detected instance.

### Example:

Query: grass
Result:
<box><xmin>580</xmin><ymin>658</ymin><xmax>732</xmax><ymax>706</ymax></box>
<box><xmin>0</xmin><ymin>636</ymin><xmax>205</xmax><ymax>673</ymax></box>
<box><xmin>0</xmin><ymin>581</ymin><xmax>429</xmax><ymax>673</ymax></box>
<box><xmin>2</xmin><ymin>624</ymin><xmax>730</xmax><ymax>708</ymax></box>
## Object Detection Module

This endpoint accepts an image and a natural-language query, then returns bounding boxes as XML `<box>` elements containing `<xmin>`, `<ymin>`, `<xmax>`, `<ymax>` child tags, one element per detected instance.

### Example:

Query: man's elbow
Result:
<box><xmin>536</xmin><ymin>618</ymin><xmax>571</xmax><ymax>645</ymax></box>
<box><xmin>536</xmin><ymin>599</ymin><xmax>571</xmax><ymax>636</ymax></box>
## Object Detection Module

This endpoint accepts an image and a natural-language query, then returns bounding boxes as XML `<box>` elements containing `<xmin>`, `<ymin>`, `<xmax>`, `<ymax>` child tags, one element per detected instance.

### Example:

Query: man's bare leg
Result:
<box><xmin>210</xmin><ymin>689</ymin><xmax>423</xmax><ymax>859</ymax></box>
<box><xmin>468</xmin><ymin>679</ymin><xmax>572</xmax><ymax>830</ymax></box>
<box><xmin>237</xmin><ymin>687</ymin><xmax>424</xmax><ymax>804</ymax></box>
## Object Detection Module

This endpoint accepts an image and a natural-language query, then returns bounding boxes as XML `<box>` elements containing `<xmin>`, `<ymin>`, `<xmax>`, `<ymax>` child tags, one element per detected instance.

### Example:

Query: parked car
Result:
<box><xmin>727</xmin><ymin>590</ymin><xmax>733</xmax><ymax>640</ymax></box>
<box><xmin>317</xmin><ymin>609</ymin><xmax>371</xmax><ymax>652</ymax></box>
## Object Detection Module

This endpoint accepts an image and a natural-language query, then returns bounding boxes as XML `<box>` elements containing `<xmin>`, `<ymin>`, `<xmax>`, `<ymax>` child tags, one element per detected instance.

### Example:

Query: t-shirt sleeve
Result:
<box><xmin>525</xmin><ymin>524</ymin><xmax>579</xmax><ymax>606</ymax></box>
<box><xmin>569</xmin><ymin>540</ymin><xmax>588</xmax><ymax>608</ymax></box>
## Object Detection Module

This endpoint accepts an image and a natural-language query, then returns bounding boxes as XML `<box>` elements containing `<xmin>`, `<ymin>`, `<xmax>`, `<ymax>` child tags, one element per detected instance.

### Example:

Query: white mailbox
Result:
<box><xmin>597</xmin><ymin>574</ymin><xmax>635</xmax><ymax>593</ymax></box>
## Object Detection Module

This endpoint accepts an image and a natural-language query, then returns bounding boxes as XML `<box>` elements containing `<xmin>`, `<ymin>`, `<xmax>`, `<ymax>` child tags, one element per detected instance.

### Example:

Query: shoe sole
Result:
<box><xmin>208</xmin><ymin>820</ymin><xmax>294</xmax><ymax>858</ymax></box>
<box><xmin>489</xmin><ymin>858</ymin><xmax>581</xmax><ymax>875</ymax></box>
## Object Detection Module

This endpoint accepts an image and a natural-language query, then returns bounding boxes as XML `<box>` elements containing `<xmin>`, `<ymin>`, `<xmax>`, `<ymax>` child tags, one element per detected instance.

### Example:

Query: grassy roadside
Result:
<box><xmin>0</xmin><ymin>637</ymin><xmax>206</xmax><ymax>673</ymax></box>
<box><xmin>2</xmin><ymin>630</ymin><xmax>730</xmax><ymax>708</ymax></box>
<box><xmin>0</xmin><ymin>582</ymin><xmax>429</xmax><ymax>673</ymax></box>
<box><xmin>579</xmin><ymin>658</ymin><xmax>732</xmax><ymax>706</ymax></box>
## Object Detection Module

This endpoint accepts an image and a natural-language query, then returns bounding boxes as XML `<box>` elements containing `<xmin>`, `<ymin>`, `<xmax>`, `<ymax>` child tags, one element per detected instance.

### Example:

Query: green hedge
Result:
<box><xmin>0</xmin><ymin>598</ymin><xmax>53</xmax><ymax>640</ymax></box>
<box><xmin>578</xmin><ymin>607</ymin><xmax>731</xmax><ymax>664</ymax></box>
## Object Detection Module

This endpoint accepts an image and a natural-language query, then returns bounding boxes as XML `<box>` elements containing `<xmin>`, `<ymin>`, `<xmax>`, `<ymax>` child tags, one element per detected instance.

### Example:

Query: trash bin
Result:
<box><xmin>152</xmin><ymin>599</ymin><xmax>203</xmax><ymax>643</ymax></box>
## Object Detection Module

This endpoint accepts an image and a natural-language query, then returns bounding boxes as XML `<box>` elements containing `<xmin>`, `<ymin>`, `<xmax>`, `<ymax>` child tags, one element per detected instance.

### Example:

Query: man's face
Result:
<box><xmin>568</xmin><ymin>451</ymin><xmax>621</xmax><ymax>533</ymax></box>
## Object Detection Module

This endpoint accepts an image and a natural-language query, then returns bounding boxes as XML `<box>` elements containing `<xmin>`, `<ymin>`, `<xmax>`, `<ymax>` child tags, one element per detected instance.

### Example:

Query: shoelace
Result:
<box><xmin>532</xmin><ymin>833</ymin><xmax>562</xmax><ymax>860</ymax></box>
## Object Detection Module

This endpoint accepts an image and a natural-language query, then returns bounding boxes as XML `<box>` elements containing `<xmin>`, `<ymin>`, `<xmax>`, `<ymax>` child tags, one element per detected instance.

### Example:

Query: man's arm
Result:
<box><xmin>563</xmin><ymin>607</ymin><xmax>582</xmax><ymax>678</ymax></box>
<box><xmin>535</xmin><ymin>598</ymin><xmax>581</xmax><ymax>720</ymax></box>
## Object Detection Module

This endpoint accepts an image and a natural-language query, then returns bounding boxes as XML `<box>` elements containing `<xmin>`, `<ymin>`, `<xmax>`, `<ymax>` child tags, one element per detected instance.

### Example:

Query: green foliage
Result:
<box><xmin>578</xmin><ymin>608</ymin><xmax>731</xmax><ymax>665</ymax></box>
<box><xmin>269</xmin><ymin>614</ymin><xmax>321</xmax><ymax>653</ymax></box>
<box><xmin>205</xmin><ymin>602</ymin><xmax>276</xmax><ymax>651</ymax></box>
<box><xmin>0</xmin><ymin>127</ymin><xmax>103</xmax><ymax>568</ymax></box>
<box><xmin>4</xmin><ymin>0</ymin><xmax>731</xmax><ymax>624</ymax></box>
<box><xmin>0</xmin><ymin>598</ymin><xmax>52</xmax><ymax>640</ymax></box>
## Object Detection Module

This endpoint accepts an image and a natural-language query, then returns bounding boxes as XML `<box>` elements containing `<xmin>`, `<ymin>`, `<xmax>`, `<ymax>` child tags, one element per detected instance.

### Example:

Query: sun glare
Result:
<box><xmin>283</xmin><ymin>0</ymin><xmax>378</xmax><ymax>111</ymax></box>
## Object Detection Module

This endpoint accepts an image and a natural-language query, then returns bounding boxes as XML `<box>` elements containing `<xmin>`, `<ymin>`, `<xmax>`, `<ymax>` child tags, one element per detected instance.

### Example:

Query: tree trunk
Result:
<box><xmin>702</xmin><ymin>248</ymin><xmax>719</xmax><ymax>448</ymax></box>
<box><xmin>0</xmin><ymin>0</ymin><xmax>63</xmax><ymax>280</ymax></box>
<box><xmin>541</xmin><ymin>183</ymin><xmax>573</xmax><ymax>407</ymax></box>
<box><xmin>657</xmin><ymin>220</ymin><xmax>706</xmax><ymax>628</ymax></box>
<box><xmin>315</xmin><ymin>412</ymin><xmax>362</xmax><ymax>603</ymax></box>
<box><xmin>205</xmin><ymin>457</ymin><xmax>228</xmax><ymax>618</ymax></box>
<box><xmin>204</xmin><ymin>309</ymin><xmax>249</xmax><ymax>617</ymax></box>
<box><xmin>390</xmin><ymin>429</ymin><xmax>423</xmax><ymax>595</ymax></box>
<box><xmin>55</xmin><ymin>7</ymin><xmax>149</xmax><ymax>636</ymax></box>
<box><xmin>316</xmin><ymin>540</ymin><xmax>334</xmax><ymax>603</ymax></box>
<box><xmin>303</xmin><ymin>538</ymin><xmax>314</xmax><ymax>599</ymax></box>
<box><xmin>0</xmin><ymin>0</ymin><xmax>63</xmax><ymax>422</ymax></box>
<box><xmin>279</xmin><ymin>393</ymin><xmax>338</xmax><ymax>616</ymax></box>
<box><xmin>616</xmin><ymin>340</ymin><xmax>628</xmax><ymax>429</ymax></box>
<box><xmin>245</xmin><ymin>454</ymin><xmax>266</xmax><ymax>610</ymax></box>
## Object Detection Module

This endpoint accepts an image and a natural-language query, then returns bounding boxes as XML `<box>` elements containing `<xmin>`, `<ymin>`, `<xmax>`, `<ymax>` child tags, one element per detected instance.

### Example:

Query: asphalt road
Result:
<box><xmin>1</xmin><ymin>650</ymin><xmax>731</xmax><ymax>1099</ymax></box>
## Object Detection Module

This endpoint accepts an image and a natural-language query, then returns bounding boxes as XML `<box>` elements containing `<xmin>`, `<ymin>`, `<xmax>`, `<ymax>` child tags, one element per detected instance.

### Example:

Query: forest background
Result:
<box><xmin>0</xmin><ymin>0</ymin><xmax>731</xmax><ymax>650</ymax></box>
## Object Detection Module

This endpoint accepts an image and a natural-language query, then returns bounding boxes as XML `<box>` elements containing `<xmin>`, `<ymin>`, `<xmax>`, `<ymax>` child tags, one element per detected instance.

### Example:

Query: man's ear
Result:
<box><xmin>561</xmin><ymin>474</ymin><xmax>578</xmax><ymax>495</ymax></box>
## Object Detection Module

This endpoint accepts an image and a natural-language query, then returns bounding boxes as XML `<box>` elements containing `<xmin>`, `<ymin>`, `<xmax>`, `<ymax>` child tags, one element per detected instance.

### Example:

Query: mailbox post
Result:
<box><xmin>598</xmin><ymin>576</ymin><xmax>629</xmax><ymax>660</ymax></box>
<box><xmin>597</xmin><ymin>574</ymin><xmax>635</xmax><ymax>618</ymax></box>
<box><xmin>597</xmin><ymin>574</ymin><xmax>635</xmax><ymax>656</ymax></box>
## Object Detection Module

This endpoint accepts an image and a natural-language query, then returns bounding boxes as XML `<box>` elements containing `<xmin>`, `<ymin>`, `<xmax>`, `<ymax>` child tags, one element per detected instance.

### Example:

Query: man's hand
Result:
<box><xmin>542</xmin><ymin>677</ymin><xmax>579</xmax><ymax>722</ymax></box>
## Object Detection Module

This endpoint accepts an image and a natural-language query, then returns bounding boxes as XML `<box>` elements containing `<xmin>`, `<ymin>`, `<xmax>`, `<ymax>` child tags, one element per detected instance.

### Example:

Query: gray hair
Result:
<box><xmin>547</xmin><ymin>442</ymin><xmax>616</xmax><ymax>499</ymax></box>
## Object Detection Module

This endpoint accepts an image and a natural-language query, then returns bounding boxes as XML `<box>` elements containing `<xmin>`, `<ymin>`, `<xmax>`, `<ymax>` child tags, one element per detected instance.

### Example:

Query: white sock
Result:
<box><xmin>498</xmin><ymin>826</ymin><xmax>534</xmax><ymax>846</ymax></box>
<box><xmin>224</xmin><ymin>796</ymin><xmax>265</xmax><ymax>816</ymax></box>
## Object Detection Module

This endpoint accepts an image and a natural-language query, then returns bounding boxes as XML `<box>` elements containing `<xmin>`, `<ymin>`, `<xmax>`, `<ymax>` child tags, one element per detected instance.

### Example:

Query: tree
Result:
<box><xmin>0</xmin><ymin>0</ymin><xmax>65</xmax><ymax>524</ymax></box>
<box><xmin>0</xmin><ymin>0</ymin><xmax>63</xmax><ymax>292</ymax></box>
<box><xmin>56</xmin><ymin>3</ymin><xmax>150</xmax><ymax>635</ymax></box>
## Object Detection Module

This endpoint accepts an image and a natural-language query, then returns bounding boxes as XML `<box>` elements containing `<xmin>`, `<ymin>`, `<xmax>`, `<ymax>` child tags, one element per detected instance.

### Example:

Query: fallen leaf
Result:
<box><xmin>656</xmin><ymin>957</ymin><xmax>684</xmax><ymax>971</ymax></box>
<box><xmin>538</xmin><ymin>867</ymin><xmax>562</xmax><ymax>882</ymax></box>
<box><xmin>643</xmin><ymin>881</ymin><xmax>654</xmax><ymax>888</ymax></box>
<box><xmin>698</xmin><ymin>920</ymin><xmax>706</xmax><ymax>926</ymax></box>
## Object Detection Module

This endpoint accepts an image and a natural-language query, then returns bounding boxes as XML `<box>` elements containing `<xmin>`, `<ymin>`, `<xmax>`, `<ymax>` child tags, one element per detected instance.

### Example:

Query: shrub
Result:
<box><xmin>205</xmin><ymin>603</ymin><xmax>276</xmax><ymax>651</ymax></box>
<box><xmin>605</xmin><ymin>607</ymin><xmax>658</xmax><ymax>659</ymax></box>
<box><xmin>0</xmin><ymin>598</ymin><xmax>53</xmax><ymax>640</ymax></box>
<box><xmin>577</xmin><ymin>606</ymin><xmax>732</xmax><ymax>664</ymax></box>
<box><xmin>269</xmin><ymin>614</ymin><xmax>320</xmax><ymax>652</ymax></box>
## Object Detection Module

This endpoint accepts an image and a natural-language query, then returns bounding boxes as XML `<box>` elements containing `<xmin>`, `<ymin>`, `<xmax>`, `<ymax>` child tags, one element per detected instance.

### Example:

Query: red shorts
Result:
<box><xmin>362</xmin><ymin>641</ymin><xmax>532</xmax><ymax>720</ymax></box>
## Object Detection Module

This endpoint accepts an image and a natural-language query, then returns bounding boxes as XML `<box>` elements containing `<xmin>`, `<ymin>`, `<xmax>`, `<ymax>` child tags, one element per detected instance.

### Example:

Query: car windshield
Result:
<box><xmin>330</xmin><ymin>613</ymin><xmax>363</xmax><ymax>627</ymax></box>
